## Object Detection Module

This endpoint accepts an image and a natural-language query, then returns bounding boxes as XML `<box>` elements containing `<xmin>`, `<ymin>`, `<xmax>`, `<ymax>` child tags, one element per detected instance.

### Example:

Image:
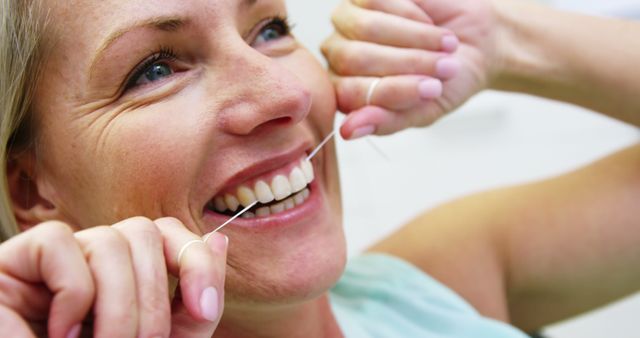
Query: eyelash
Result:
<box><xmin>124</xmin><ymin>47</ymin><xmax>177</xmax><ymax>90</ymax></box>
<box><xmin>123</xmin><ymin>15</ymin><xmax>293</xmax><ymax>92</ymax></box>
<box><xmin>259</xmin><ymin>15</ymin><xmax>293</xmax><ymax>40</ymax></box>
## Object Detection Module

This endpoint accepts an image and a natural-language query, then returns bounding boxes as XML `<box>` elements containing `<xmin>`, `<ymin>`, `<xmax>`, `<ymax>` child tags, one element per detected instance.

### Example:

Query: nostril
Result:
<box><xmin>256</xmin><ymin>117</ymin><xmax>293</xmax><ymax>132</ymax></box>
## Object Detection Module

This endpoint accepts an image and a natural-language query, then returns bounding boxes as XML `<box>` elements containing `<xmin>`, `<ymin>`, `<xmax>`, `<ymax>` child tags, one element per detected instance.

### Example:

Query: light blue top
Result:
<box><xmin>329</xmin><ymin>254</ymin><xmax>528</xmax><ymax>338</ymax></box>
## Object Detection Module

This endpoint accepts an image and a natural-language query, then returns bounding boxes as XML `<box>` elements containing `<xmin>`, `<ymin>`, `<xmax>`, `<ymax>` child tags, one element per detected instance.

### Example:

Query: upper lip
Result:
<box><xmin>210</xmin><ymin>141</ymin><xmax>312</xmax><ymax>198</ymax></box>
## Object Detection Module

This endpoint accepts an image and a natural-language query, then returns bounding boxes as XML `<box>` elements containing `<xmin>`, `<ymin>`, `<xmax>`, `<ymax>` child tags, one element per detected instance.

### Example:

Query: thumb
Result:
<box><xmin>169</xmin><ymin>233</ymin><xmax>228</xmax><ymax>338</ymax></box>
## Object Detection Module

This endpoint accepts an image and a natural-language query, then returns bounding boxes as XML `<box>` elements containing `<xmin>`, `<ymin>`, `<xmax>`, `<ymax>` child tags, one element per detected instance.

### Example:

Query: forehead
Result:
<box><xmin>47</xmin><ymin>0</ymin><xmax>269</xmax><ymax>50</ymax></box>
<box><xmin>50</xmin><ymin>0</ymin><xmax>252</xmax><ymax>33</ymax></box>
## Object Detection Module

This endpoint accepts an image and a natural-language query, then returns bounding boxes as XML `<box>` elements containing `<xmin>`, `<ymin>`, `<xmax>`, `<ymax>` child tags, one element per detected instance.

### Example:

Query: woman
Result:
<box><xmin>0</xmin><ymin>1</ymin><xmax>638</xmax><ymax>338</ymax></box>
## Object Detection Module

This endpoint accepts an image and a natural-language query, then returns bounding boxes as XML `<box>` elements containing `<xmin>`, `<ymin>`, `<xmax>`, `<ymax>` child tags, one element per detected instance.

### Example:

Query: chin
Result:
<box><xmin>223</xmin><ymin>212</ymin><xmax>347</xmax><ymax>308</ymax></box>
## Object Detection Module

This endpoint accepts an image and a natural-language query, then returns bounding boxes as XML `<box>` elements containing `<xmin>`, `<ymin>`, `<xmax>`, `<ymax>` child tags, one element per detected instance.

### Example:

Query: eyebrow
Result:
<box><xmin>89</xmin><ymin>16</ymin><xmax>188</xmax><ymax>76</ymax></box>
<box><xmin>88</xmin><ymin>0</ymin><xmax>259</xmax><ymax>76</ymax></box>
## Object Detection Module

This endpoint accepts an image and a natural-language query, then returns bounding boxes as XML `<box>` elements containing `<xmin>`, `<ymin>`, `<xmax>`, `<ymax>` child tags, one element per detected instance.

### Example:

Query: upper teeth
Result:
<box><xmin>212</xmin><ymin>159</ymin><xmax>314</xmax><ymax>213</ymax></box>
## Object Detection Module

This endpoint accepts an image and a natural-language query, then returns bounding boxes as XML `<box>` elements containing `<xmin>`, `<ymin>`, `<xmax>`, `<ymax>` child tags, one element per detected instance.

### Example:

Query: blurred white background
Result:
<box><xmin>286</xmin><ymin>1</ymin><xmax>640</xmax><ymax>337</ymax></box>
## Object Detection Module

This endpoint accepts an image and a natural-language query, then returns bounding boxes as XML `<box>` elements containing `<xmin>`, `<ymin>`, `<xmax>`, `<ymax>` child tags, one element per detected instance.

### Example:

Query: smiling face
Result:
<box><xmin>29</xmin><ymin>0</ymin><xmax>345</xmax><ymax>307</ymax></box>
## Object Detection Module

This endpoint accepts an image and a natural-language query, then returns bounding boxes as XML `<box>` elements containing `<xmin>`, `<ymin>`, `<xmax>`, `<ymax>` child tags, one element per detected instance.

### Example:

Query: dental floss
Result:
<box><xmin>306</xmin><ymin>130</ymin><xmax>336</xmax><ymax>162</ymax></box>
<box><xmin>203</xmin><ymin>201</ymin><xmax>258</xmax><ymax>242</ymax></box>
<box><xmin>365</xmin><ymin>138</ymin><xmax>390</xmax><ymax>161</ymax></box>
<box><xmin>203</xmin><ymin>130</ymin><xmax>337</xmax><ymax>241</ymax></box>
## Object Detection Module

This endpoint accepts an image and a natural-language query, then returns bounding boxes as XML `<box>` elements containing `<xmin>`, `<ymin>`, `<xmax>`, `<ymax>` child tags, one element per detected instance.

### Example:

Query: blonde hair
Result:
<box><xmin>0</xmin><ymin>0</ymin><xmax>48</xmax><ymax>241</ymax></box>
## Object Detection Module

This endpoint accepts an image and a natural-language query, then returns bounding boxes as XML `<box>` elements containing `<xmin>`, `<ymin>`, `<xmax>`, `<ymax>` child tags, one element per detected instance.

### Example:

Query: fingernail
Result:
<box><xmin>206</xmin><ymin>233</ymin><xmax>228</xmax><ymax>253</ymax></box>
<box><xmin>435</xmin><ymin>57</ymin><xmax>460</xmax><ymax>79</ymax></box>
<box><xmin>441</xmin><ymin>34</ymin><xmax>459</xmax><ymax>53</ymax></box>
<box><xmin>66</xmin><ymin>324</ymin><xmax>81</xmax><ymax>338</ymax></box>
<box><xmin>200</xmin><ymin>287</ymin><xmax>220</xmax><ymax>322</ymax></box>
<box><xmin>418</xmin><ymin>79</ymin><xmax>443</xmax><ymax>100</ymax></box>
<box><xmin>350</xmin><ymin>125</ymin><xmax>376</xmax><ymax>140</ymax></box>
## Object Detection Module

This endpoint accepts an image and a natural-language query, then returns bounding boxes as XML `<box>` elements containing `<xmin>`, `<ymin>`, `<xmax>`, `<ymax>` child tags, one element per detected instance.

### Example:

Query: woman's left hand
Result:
<box><xmin>322</xmin><ymin>0</ymin><xmax>498</xmax><ymax>139</ymax></box>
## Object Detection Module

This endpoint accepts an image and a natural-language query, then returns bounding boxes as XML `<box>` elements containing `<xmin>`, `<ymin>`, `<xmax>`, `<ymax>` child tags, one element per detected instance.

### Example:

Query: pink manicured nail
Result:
<box><xmin>418</xmin><ymin>79</ymin><xmax>443</xmax><ymax>100</ymax></box>
<box><xmin>66</xmin><ymin>324</ymin><xmax>81</xmax><ymax>338</ymax></box>
<box><xmin>350</xmin><ymin>125</ymin><xmax>376</xmax><ymax>140</ymax></box>
<box><xmin>435</xmin><ymin>57</ymin><xmax>460</xmax><ymax>79</ymax></box>
<box><xmin>441</xmin><ymin>34</ymin><xmax>459</xmax><ymax>53</ymax></box>
<box><xmin>200</xmin><ymin>287</ymin><xmax>220</xmax><ymax>322</ymax></box>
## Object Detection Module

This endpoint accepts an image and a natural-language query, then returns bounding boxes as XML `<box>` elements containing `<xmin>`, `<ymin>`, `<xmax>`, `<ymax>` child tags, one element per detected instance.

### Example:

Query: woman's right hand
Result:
<box><xmin>322</xmin><ymin>0</ymin><xmax>501</xmax><ymax>139</ymax></box>
<box><xmin>0</xmin><ymin>217</ymin><xmax>228</xmax><ymax>338</ymax></box>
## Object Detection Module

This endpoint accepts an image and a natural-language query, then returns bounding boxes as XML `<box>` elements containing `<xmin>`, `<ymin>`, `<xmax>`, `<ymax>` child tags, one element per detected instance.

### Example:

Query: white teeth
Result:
<box><xmin>293</xmin><ymin>191</ymin><xmax>305</xmax><ymax>205</ymax></box>
<box><xmin>237</xmin><ymin>186</ymin><xmax>257</xmax><ymax>207</ymax></box>
<box><xmin>289</xmin><ymin>167</ymin><xmax>307</xmax><ymax>193</ymax></box>
<box><xmin>214</xmin><ymin>196</ymin><xmax>227</xmax><ymax>212</ymax></box>
<box><xmin>224</xmin><ymin>194</ymin><xmax>240</xmax><ymax>212</ymax></box>
<box><xmin>256</xmin><ymin>207</ymin><xmax>271</xmax><ymax>217</ymax></box>
<box><xmin>301</xmin><ymin>160</ymin><xmax>314</xmax><ymax>183</ymax></box>
<box><xmin>270</xmin><ymin>201</ymin><xmax>285</xmax><ymax>214</ymax></box>
<box><xmin>271</xmin><ymin>175</ymin><xmax>292</xmax><ymax>201</ymax></box>
<box><xmin>210</xmin><ymin>159</ymin><xmax>316</xmax><ymax>215</ymax></box>
<box><xmin>241</xmin><ymin>212</ymin><xmax>256</xmax><ymax>219</ymax></box>
<box><xmin>254</xmin><ymin>180</ymin><xmax>275</xmax><ymax>204</ymax></box>
<box><xmin>284</xmin><ymin>198</ymin><xmax>295</xmax><ymax>210</ymax></box>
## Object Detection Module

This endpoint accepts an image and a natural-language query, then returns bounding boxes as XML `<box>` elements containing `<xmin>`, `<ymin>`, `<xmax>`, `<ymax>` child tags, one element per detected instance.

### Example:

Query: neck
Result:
<box><xmin>214</xmin><ymin>294</ymin><xmax>343</xmax><ymax>338</ymax></box>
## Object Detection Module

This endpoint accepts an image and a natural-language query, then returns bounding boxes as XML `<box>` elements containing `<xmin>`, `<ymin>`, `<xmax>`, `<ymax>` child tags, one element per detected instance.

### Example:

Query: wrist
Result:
<box><xmin>488</xmin><ymin>0</ymin><xmax>561</xmax><ymax>93</ymax></box>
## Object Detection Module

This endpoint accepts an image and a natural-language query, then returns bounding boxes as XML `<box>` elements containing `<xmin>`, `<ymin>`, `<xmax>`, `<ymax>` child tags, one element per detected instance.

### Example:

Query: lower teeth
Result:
<box><xmin>231</xmin><ymin>187</ymin><xmax>310</xmax><ymax>219</ymax></box>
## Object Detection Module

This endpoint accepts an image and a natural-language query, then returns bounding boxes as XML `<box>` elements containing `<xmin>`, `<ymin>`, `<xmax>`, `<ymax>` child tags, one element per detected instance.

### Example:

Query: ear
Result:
<box><xmin>7</xmin><ymin>152</ymin><xmax>61</xmax><ymax>232</ymax></box>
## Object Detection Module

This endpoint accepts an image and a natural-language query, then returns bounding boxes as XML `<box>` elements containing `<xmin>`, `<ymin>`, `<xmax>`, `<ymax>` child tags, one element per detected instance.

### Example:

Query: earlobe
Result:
<box><xmin>6</xmin><ymin>154</ymin><xmax>60</xmax><ymax>232</ymax></box>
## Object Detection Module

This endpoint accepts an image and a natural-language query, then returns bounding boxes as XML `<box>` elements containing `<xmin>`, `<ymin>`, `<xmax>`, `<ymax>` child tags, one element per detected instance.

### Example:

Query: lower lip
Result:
<box><xmin>202</xmin><ymin>177</ymin><xmax>325</xmax><ymax>232</ymax></box>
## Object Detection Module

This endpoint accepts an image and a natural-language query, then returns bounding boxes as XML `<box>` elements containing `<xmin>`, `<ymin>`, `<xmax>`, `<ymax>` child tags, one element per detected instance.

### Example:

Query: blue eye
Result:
<box><xmin>136</xmin><ymin>62</ymin><xmax>173</xmax><ymax>85</ymax></box>
<box><xmin>254</xmin><ymin>17</ymin><xmax>291</xmax><ymax>45</ymax></box>
<box><xmin>125</xmin><ymin>48</ymin><xmax>177</xmax><ymax>90</ymax></box>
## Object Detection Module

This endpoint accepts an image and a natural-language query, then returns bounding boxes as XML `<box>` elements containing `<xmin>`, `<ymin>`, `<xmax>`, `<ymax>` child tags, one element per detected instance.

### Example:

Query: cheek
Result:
<box><xmin>101</xmin><ymin>105</ymin><xmax>211</xmax><ymax>215</ymax></box>
<box><xmin>41</xmin><ymin>98</ymin><xmax>211</xmax><ymax>224</ymax></box>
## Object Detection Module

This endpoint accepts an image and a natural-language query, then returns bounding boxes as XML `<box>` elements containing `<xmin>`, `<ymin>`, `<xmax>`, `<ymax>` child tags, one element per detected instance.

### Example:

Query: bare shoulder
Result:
<box><xmin>368</xmin><ymin>143</ymin><xmax>640</xmax><ymax>326</ymax></box>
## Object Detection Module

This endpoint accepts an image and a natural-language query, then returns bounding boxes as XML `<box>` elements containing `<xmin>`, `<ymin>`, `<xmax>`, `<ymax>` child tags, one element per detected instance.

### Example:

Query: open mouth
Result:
<box><xmin>205</xmin><ymin>157</ymin><xmax>315</xmax><ymax>219</ymax></box>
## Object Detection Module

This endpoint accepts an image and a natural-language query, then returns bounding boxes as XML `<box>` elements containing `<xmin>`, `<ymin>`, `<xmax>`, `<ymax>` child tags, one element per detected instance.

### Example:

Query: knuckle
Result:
<box><xmin>408</xmin><ymin>53</ymin><xmax>434</xmax><ymax>73</ymax></box>
<box><xmin>92</xmin><ymin>226</ymin><xmax>129</xmax><ymax>251</ymax></box>
<box><xmin>330</xmin><ymin>7</ymin><xmax>341</xmax><ymax>23</ymax></box>
<box><xmin>351</xmin><ymin>15</ymin><xmax>373</xmax><ymax>39</ymax></box>
<box><xmin>155</xmin><ymin>216</ymin><xmax>182</xmax><ymax>228</ymax></box>
<box><xmin>124</xmin><ymin>216</ymin><xmax>154</xmax><ymax>226</ymax></box>
<box><xmin>68</xmin><ymin>279</ymin><xmax>95</xmax><ymax>303</ymax></box>
<box><xmin>335</xmin><ymin>48</ymin><xmax>363</xmax><ymax>75</ymax></box>
<box><xmin>352</xmin><ymin>0</ymin><xmax>370</xmax><ymax>9</ymax></box>
<box><xmin>320</xmin><ymin>40</ymin><xmax>332</xmax><ymax>59</ymax></box>
<box><xmin>36</xmin><ymin>221</ymin><xmax>74</xmax><ymax>245</ymax></box>
<box><xmin>119</xmin><ymin>217</ymin><xmax>161</xmax><ymax>238</ymax></box>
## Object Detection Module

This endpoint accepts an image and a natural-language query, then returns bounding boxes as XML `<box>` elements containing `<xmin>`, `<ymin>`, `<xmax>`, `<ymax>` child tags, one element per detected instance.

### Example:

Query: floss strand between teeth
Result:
<box><xmin>204</xmin><ymin>131</ymin><xmax>336</xmax><ymax>241</ymax></box>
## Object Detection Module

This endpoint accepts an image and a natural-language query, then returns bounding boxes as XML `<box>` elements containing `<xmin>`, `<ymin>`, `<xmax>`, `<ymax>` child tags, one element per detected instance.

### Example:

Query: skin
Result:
<box><xmin>3</xmin><ymin>0</ymin><xmax>349</xmax><ymax>337</ymax></box>
<box><xmin>2</xmin><ymin>0</ymin><xmax>640</xmax><ymax>337</ymax></box>
<box><xmin>324</xmin><ymin>0</ymin><xmax>640</xmax><ymax>333</ymax></box>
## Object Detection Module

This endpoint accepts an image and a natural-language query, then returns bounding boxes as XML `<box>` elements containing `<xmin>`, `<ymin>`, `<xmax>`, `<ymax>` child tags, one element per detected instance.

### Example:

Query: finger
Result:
<box><xmin>0</xmin><ymin>305</ymin><xmax>36</xmax><ymax>338</ymax></box>
<box><xmin>75</xmin><ymin>226</ymin><xmax>138</xmax><ymax>338</ymax></box>
<box><xmin>351</xmin><ymin>0</ymin><xmax>433</xmax><ymax>24</ymax></box>
<box><xmin>0</xmin><ymin>274</ymin><xmax>52</xmax><ymax>320</ymax></box>
<box><xmin>113</xmin><ymin>217</ymin><xmax>171</xmax><ymax>338</ymax></box>
<box><xmin>333</xmin><ymin>74</ymin><xmax>443</xmax><ymax>112</ymax></box>
<box><xmin>340</xmin><ymin>103</ymin><xmax>445</xmax><ymax>139</ymax></box>
<box><xmin>323</xmin><ymin>33</ymin><xmax>460</xmax><ymax>79</ymax></box>
<box><xmin>154</xmin><ymin>218</ymin><xmax>228</xmax><ymax>336</ymax></box>
<box><xmin>333</xmin><ymin>1</ymin><xmax>456</xmax><ymax>51</ymax></box>
<box><xmin>0</xmin><ymin>222</ymin><xmax>93</xmax><ymax>338</ymax></box>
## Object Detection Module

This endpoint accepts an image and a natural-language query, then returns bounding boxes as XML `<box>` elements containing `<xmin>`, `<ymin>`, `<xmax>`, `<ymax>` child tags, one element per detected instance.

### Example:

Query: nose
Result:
<box><xmin>214</xmin><ymin>46</ymin><xmax>312</xmax><ymax>136</ymax></box>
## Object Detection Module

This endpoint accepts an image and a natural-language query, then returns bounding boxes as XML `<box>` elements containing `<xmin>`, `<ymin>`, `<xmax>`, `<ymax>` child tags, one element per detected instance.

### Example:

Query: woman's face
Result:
<box><xmin>32</xmin><ymin>0</ymin><xmax>345</xmax><ymax>306</ymax></box>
